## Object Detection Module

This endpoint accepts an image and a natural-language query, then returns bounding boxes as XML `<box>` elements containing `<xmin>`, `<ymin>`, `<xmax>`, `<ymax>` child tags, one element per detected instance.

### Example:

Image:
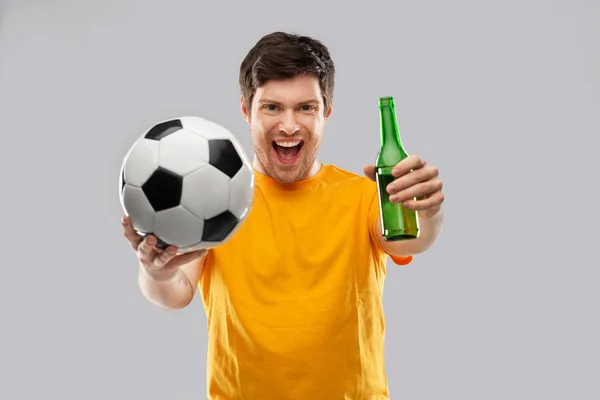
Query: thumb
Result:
<box><xmin>363</xmin><ymin>165</ymin><xmax>376</xmax><ymax>182</ymax></box>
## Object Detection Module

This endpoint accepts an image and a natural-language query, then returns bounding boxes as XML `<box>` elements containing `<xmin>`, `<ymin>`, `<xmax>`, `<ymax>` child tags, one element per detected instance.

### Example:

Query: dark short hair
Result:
<box><xmin>239</xmin><ymin>31</ymin><xmax>335</xmax><ymax>115</ymax></box>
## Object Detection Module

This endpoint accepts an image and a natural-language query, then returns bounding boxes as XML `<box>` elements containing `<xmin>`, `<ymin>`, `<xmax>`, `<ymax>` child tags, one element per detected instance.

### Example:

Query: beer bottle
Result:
<box><xmin>374</xmin><ymin>96</ymin><xmax>419</xmax><ymax>241</ymax></box>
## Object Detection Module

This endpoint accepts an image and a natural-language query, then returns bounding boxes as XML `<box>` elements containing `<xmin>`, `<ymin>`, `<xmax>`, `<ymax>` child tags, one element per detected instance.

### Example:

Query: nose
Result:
<box><xmin>278</xmin><ymin>110</ymin><xmax>300</xmax><ymax>136</ymax></box>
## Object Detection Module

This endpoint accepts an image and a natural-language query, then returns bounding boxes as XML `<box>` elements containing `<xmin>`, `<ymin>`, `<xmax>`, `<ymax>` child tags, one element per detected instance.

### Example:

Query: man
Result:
<box><xmin>122</xmin><ymin>31</ymin><xmax>444</xmax><ymax>399</ymax></box>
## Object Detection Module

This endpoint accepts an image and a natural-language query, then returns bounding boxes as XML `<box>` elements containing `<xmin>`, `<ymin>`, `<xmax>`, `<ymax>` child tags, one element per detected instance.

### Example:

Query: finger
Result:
<box><xmin>137</xmin><ymin>235</ymin><xmax>158</xmax><ymax>263</ymax></box>
<box><xmin>392</xmin><ymin>155</ymin><xmax>426</xmax><ymax>177</ymax></box>
<box><xmin>152</xmin><ymin>246</ymin><xmax>178</xmax><ymax>269</ymax></box>
<box><xmin>386</xmin><ymin>165</ymin><xmax>439</xmax><ymax>195</ymax></box>
<box><xmin>402</xmin><ymin>190</ymin><xmax>445</xmax><ymax>211</ymax></box>
<box><xmin>363</xmin><ymin>165</ymin><xmax>375</xmax><ymax>181</ymax></box>
<box><xmin>389</xmin><ymin>178</ymin><xmax>443</xmax><ymax>203</ymax></box>
<box><xmin>121</xmin><ymin>216</ymin><xmax>142</xmax><ymax>250</ymax></box>
<box><xmin>123</xmin><ymin>230</ymin><xmax>142</xmax><ymax>251</ymax></box>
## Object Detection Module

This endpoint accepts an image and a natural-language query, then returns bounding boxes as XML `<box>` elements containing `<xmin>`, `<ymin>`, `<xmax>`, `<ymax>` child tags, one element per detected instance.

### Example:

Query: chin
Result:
<box><xmin>268</xmin><ymin>165</ymin><xmax>305</xmax><ymax>184</ymax></box>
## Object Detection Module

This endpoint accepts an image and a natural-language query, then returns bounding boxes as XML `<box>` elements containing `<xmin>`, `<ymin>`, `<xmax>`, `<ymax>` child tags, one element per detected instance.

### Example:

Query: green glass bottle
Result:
<box><xmin>375</xmin><ymin>96</ymin><xmax>419</xmax><ymax>241</ymax></box>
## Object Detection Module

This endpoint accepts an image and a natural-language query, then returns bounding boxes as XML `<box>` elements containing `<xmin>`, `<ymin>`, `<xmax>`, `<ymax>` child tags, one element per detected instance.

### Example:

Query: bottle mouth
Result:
<box><xmin>378</xmin><ymin>96</ymin><xmax>394</xmax><ymax>107</ymax></box>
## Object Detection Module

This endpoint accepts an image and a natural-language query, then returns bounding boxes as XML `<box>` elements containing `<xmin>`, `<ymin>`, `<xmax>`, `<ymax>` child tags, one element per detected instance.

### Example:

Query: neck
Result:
<box><xmin>305</xmin><ymin>158</ymin><xmax>322</xmax><ymax>179</ymax></box>
<box><xmin>253</xmin><ymin>157</ymin><xmax>322</xmax><ymax>182</ymax></box>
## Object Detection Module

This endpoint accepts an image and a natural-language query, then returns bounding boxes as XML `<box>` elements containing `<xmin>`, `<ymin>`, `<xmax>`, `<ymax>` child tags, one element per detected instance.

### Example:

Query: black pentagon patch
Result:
<box><xmin>120</xmin><ymin>166</ymin><xmax>126</xmax><ymax>192</ymax></box>
<box><xmin>141</xmin><ymin>167</ymin><xmax>182</xmax><ymax>212</ymax></box>
<box><xmin>144</xmin><ymin>119</ymin><xmax>183</xmax><ymax>141</ymax></box>
<box><xmin>202</xmin><ymin>210</ymin><xmax>239</xmax><ymax>242</ymax></box>
<box><xmin>208</xmin><ymin>139</ymin><xmax>242</xmax><ymax>179</ymax></box>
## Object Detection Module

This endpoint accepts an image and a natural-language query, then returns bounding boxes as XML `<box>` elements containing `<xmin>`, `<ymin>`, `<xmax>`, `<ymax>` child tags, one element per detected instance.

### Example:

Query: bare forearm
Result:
<box><xmin>378</xmin><ymin>206</ymin><xmax>444</xmax><ymax>257</ymax></box>
<box><xmin>409</xmin><ymin>207</ymin><xmax>444</xmax><ymax>254</ymax></box>
<box><xmin>137</xmin><ymin>263</ymin><xmax>195</xmax><ymax>310</ymax></box>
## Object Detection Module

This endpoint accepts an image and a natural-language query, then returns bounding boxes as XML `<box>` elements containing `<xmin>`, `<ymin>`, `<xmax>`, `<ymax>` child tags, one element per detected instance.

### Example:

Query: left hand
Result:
<box><xmin>364</xmin><ymin>154</ymin><xmax>444</xmax><ymax>219</ymax></box>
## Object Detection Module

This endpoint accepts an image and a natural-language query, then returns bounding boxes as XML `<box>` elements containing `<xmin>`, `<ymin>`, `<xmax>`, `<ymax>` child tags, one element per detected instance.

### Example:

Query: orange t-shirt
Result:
<box><xmin>198</xmin><ymin>163</ymin><xmax>412</xmax><ymax>399</ymax></box>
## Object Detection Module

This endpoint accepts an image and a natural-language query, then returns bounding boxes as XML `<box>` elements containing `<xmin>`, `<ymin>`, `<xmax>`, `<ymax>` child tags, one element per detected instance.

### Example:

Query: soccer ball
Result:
<box><xmin>119</xmin><ymin>116</ymin><xmax>255</xmax><ymax>253</ymax></box>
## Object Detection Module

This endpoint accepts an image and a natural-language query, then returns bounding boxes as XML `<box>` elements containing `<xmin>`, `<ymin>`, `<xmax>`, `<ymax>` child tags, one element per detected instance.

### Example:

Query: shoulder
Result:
<box><xmin>322</xmin><ymin>164</ymin><xmax>374</xmax><ymax>186</ymax></box>
<box><xmin>321</xmin><ymin>163</ymin><xmax>377</xmax><ymax>196</ymax></box>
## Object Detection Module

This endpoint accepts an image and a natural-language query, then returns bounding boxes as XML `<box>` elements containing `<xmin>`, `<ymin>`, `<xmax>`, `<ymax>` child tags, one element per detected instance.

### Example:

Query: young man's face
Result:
<box><xmin>241</xmin><ymin>75</ymin><xmax>332</xmax><ymax>184</ymax></box>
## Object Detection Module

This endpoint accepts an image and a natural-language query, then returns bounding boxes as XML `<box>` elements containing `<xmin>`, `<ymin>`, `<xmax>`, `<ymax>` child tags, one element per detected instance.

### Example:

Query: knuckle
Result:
<box><xmin>156</xmin><ymin>249</ymin><xmax>174</xmax><ymax>264</ymax></box>
<box><xmin>158</xmin><ymin>250</ymin><xmax>171</xmax><ymax>262</ymax></box>
<box><xmin>137</xmin><ymin>249</ymin><xmax>150</xmax><ymax>261</ymax></box>
<box><xmin>139</xmin><ymin>258</ymin><xmax>151</xmax><ymax>269</ymax></box>
<box><xmin>149</xmin><ymin>257</ymin><xmax>162</xmax><ymax>269</ymax></box>
<box><xmin>138</xmin><ymin>247</ymin><xmax>154</xmax><ymax>262</ymax></box>
<box><xmin>141</xmin><ymin>237</ymin><xmax>154</xmax><ymax>249</ymax></box>
<box><xmin>137</xmin><ymin>242</ymin><xmax>148</xmax><ymax>253</ymax></box>
<box><xmin>148</xmin><ymin>254</ymin><xmax>162</xmax><ymax>268</ymax></box>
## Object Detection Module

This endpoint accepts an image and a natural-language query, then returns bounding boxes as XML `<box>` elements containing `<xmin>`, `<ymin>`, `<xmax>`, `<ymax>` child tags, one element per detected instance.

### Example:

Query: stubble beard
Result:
<box><xmin>254</xmin><ymin>141</ymin><xmax>317</xmax><ymax>184</ymax></box>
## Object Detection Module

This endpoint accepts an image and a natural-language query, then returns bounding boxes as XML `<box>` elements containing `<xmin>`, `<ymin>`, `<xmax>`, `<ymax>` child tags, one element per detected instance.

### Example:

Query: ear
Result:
<box><xmin>240</xmin><ymin>95</ymin><xmax>250</xmax><ymax>124</ymax></box>
<box><xmin>324</xmin><ymin>102</ymin><xmax>333</xmax><ymax>121</ymax></box>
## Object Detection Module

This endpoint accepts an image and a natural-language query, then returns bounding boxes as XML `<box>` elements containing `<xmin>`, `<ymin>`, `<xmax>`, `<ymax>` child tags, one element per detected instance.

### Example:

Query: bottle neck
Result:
<box><xmin>378</xmin><ymin>99</ymin><xmax>408</xmax><ymax>167</ymax></box>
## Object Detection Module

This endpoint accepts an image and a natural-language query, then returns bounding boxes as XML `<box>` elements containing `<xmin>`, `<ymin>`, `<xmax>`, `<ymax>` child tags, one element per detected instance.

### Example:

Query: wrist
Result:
<box><xmin>418</xmin><ymin>207</ymin><xmax>441</xmax><ymax>220</ymax></box>
<box><xmin>418</xmin><ymin>204</ymin><xmax>445</xmax><ymax>226</ymax></box>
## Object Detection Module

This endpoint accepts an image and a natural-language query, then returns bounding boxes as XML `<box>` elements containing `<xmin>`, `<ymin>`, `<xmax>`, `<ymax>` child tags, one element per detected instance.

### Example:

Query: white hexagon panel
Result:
<box><xmin>181</xmin><ymin>165</ymin><xmax>230</xmax><ymax>220</ymax></box>
<box><xmin>120</xmin><ymin>184</ymin><xmax>155</xmax><ymax>234</ymax></box>
<box><xmin>180</xmin><ymin>116</ymin><xmax>236</xmax><ymax>141</ymax></box>
<box><xmin>153</xmin><ymin>205</ymin><xmax>205</xmax><ymax>250</ymax></box>
<box><xmin>180</xmin><ymin>116</ymin><xmax>252</xmax><ymax>168</ymax></box>
<box><xmin>122</xmin><ymin>138</ymin><xmax>160</xmax><ymax>187</ymax></box>
<box><xmin>157</xmin><ymin>128</ymin><xmax>210</xmax><ymax>176</ymax></box>
<box><xmin>229</xmin><ymin>164</ymin><xmax>254</xmax><ymax>219</ymax></box>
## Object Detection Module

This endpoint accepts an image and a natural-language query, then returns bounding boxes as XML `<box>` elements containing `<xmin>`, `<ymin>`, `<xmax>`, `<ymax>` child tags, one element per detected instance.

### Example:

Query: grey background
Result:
<box><xmin>1</xmin><ymin>0</ymin><xmax>598</xmax><ymax>399</ymax></box>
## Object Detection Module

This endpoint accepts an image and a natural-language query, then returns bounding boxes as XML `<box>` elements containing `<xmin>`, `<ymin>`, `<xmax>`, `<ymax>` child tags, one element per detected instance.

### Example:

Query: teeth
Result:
<box><xmin>275</xmin><ymin>141</ymin><xmax>301</xmax><ymax>147</ymax></box>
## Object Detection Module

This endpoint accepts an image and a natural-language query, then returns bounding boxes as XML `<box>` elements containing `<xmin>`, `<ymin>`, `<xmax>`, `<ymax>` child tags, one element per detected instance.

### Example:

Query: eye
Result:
<box><xmin>300</xmin><ymin>105</ymin><xmax>316</xmax><ymax>112</ymax></box>
<box><xmin>261</xmin><ymin>104</ymin><xmax>279</xmax><ymax>112</ymax></box>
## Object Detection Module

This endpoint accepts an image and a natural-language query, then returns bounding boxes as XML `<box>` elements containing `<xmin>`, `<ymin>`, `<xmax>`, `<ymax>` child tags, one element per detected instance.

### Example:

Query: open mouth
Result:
<box><xmin>272</xmin><ymin>140</ymin><xmax>304</xmax><ymax>163</ymax></box>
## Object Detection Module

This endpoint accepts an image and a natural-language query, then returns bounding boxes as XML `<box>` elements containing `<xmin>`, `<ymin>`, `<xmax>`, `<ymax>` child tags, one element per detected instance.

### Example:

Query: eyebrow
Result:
<box><xmin>258</xmin><ymin>98</ymin><xmax>321</xmax><ymax>105</ymax></box>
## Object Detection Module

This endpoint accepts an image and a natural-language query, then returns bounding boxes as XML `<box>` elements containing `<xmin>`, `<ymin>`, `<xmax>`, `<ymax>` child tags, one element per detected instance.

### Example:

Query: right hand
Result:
<box><xmin>121</xmin><ymin>215</ymin><xmax>207</xmax><ymax>280</ymax></box>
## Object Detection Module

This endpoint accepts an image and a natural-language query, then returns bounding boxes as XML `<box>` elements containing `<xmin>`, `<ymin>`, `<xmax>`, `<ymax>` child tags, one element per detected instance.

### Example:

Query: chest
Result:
<box><xmin>210</xmin><ymin>185</ymin><xmax>374</xmax><ymax>287</ymax></box>
<box><xmin>246</xmin><ymin>187</ymin><xmax>364</xmax><ymax>257</ymax></box>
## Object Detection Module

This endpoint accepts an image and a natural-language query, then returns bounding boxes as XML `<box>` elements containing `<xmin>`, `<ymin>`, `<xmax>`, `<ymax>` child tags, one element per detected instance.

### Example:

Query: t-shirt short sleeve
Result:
<box><xmin>365</xmin><ymin>178</ymin><xmax>413</xmax><ymax>266</ymax></box>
